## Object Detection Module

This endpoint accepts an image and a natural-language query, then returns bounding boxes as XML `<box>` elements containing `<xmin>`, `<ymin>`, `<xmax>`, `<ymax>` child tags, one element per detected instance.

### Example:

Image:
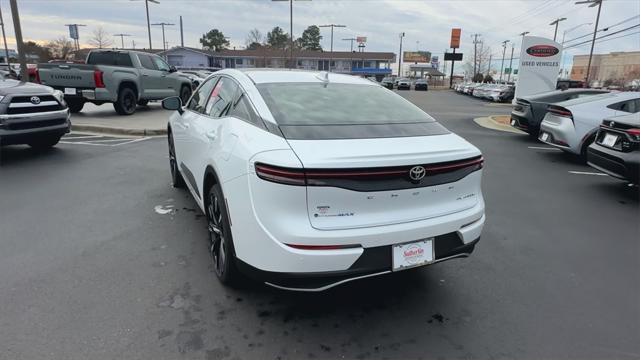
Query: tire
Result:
<box><xmin>168</xmin><ymin>133</ymin><xmax>186</xmax><ymax>189</ymax></box>
<box><xmin>180</xmin><ymin>85</ymin><xmax>192</xmax><ymax>105</ymax></box>
<box><xmin>528</xmin><ymin>128</ymin><xmax>539</xmax><ymax>140</ymax></box>
<box><xmin>137</xmin><ymin>99</ymin><xmax>149</xmax><ymax>106</ymax></box>
<box><xmin>67</xmin><ymin>99</ymin><xmax>84</xmax><ymax>113</ymax></box>
<box><xmin>113</xmin><ymin>87</ymin><xmax>137</xmax><ymax>115</ymax></box>
<box><xmin>206</xmin><ymin>182</ymin><xmax>238</xmax><ymax>286</ymax></box>
<box><xmin>28</xmin><ymin>135</ymin><xmax>61</xmax><ymax>149</ymax></box>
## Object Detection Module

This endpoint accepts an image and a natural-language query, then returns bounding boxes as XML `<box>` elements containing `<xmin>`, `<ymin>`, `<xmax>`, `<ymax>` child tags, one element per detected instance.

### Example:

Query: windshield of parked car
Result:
<box><xmin>257</xmin><ymin>82</ymin><xmax>433</xmax><ymax>125</ymax></box>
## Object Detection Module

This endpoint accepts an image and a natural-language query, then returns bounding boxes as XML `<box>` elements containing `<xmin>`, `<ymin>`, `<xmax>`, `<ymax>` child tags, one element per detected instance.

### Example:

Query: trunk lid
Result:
<box><xmin>287</xmin><ymin>134</ymin><xmax>483</xmax><ymax>230</ymax></box>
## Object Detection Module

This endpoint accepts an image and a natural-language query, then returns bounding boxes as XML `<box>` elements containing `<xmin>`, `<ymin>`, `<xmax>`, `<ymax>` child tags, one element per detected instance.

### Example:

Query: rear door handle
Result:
<box><xmin>205</xmin><ymin>130</ymin><xmax>217</xmax><ymax>140</ymax></box>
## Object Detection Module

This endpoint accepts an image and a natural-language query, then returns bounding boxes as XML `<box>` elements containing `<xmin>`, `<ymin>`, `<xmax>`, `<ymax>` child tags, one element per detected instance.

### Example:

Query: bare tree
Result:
<box><xmin>89</xmin><ymin>26</ymin><xmax>113</xmax><ymax>49</ymax></box>
<box><xmin>47</xmin><ymin>36</ymin><xmax>75</xmax><ymax>59</ymax></box>
<box><xmin>245</xmin><ymin>28</ymin><xmax>263</xmax><ymax>48</ymax></box>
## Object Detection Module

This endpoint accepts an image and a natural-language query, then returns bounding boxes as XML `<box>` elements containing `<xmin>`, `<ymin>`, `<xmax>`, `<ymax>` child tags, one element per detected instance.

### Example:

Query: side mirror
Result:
<box><xmin>169</xmin><ymin>66</ymin><xmax>177</xmax><ymax>73</ymax></box>
<box><xmin>162</xmin><ymin>96</ymin><xmax>183</xmax><ymax>114</ymax></box>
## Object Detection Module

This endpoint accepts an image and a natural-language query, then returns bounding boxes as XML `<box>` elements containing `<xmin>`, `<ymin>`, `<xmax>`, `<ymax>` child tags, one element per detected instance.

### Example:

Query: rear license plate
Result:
<box><xmin>541</xmin><ymin>132</ymin><xmax>550</xmax><ymax>142</ymax></box>
<box><xmin>511</xmin><ymin>119</ymin><xmax>516</xmax><ymax>126</ymax></box>
<box><xmin>64</xmin><ymin>87</ymin><xmax>77</xmax><ymax>95</ymax></box>
<box><xmin>392</xmin><ymin>238</ymin><xmax>434</xmax><ymax>271</ymax></box>
<box><xmin>602</xmin><ymin>133</ymin><xmax>618</xmax><ymax>147</ymax></box>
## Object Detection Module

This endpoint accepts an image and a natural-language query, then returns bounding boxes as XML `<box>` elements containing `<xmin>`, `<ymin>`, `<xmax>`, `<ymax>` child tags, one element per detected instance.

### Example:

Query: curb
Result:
<box><xmin>473</xmin><ymin>116</ymin><xmax>526</xmax><ymax>134</ymax></box>
<box><xmin>72</xmin><ymin>124</ymin><xmax>167</xmax><ymax>136</ymax></box>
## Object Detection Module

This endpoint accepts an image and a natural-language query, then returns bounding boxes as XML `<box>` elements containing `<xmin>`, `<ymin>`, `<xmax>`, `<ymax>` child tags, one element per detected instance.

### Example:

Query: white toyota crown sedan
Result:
<box><xmin>163</xmin><ymin>69</ymin><xmax>485</xmax><ymax>291</ymax></box>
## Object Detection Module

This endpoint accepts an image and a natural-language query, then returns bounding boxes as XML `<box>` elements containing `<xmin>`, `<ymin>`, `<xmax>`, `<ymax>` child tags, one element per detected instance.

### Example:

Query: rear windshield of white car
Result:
<box><xmin>256</xmin><ymin>83</ymin><xmax>433</xmax><ymax>126</ymax></box>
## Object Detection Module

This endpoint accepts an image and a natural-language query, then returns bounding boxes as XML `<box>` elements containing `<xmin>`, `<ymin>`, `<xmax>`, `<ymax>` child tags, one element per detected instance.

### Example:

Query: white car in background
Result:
<box><xmin>163</xmin><ymin>69</ymin><xmax>485</xmax><ymax>291</ymax></box>
<box><xmin>538</xmin><ymin>92</ymin><xmax>640</xmax><ymax>158</ymax></box>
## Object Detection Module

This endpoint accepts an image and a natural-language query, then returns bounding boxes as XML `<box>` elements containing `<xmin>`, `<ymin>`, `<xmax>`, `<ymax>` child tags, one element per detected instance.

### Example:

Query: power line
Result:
<box><xmin>564</xmin><ymin>23</ymin><xmax>640</xmax><ymax>49</ymax></box>
<box><xmin>563</xmin><ymin>15</ymin><xmax>640</xmax><ymax>44</ymax></box>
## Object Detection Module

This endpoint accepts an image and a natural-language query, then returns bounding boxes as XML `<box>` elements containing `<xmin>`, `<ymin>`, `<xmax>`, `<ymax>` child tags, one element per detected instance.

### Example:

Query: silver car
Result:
<box><xmin>539</xmin><ymin>92</ymin><xmax>640</xmax><ymax>157</ymax></box>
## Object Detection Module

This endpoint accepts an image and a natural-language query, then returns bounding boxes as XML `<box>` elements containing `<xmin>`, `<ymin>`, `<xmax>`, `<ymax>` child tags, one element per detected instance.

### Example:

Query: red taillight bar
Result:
<box><xmin>94</xmin><ymin>70</ymin><xmax>105</xmax><ymax>88</ymax></box>
<box><xmin>548</xmin><ymin>106</ymin><xmax>573</xmax><ymax>119</ymax></box>
<box><xmin>627</xmin><ymin>128</ymin><xmax>640</xmax><ymax>136</ymax></box>
<box><xmin>255</xmin><ymin>163</ymin><xmax>306</xmax><ymax>185</ymax></box>
<box><xmin>426</xmin><ymin>156</ymin><xmax>484</xmax><ymax>173</ymax></box>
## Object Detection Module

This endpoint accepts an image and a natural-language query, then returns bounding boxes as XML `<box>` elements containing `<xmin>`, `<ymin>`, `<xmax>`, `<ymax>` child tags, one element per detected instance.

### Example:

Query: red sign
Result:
<box><xmin>450</xmin><ymin>28</ymin><xmax>461</xmax><ymax>49</ymax></box>
<box><xmin>526</xmin><ymin>45</ymin><xmax>560</xmax><ymax>57</ymax></box>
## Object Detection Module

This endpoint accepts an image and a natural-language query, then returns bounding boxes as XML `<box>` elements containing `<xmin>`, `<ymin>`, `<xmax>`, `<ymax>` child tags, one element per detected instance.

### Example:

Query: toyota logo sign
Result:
<box><xmin>409</xmin><ymin>166</ymin><xmax>426</xmax><ymax>181</ymax></box>
<box><xmin>30</xmin><ymin>96</ymin><xmax>41</xmax><ymax>105</ymax></box>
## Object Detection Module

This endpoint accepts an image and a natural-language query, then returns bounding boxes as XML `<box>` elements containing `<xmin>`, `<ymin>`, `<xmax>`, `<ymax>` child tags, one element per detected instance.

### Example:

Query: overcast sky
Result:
<box><xmin>3</xmin><ymin>0</ymin><xmax>639</xmax><ymax>70</ymax></box>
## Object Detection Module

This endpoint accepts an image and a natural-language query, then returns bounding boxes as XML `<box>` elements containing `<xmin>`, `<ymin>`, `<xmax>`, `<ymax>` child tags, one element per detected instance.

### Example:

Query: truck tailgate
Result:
<box><xmin>37</xmin><ymin>64</ymin><xmax>97</xmax><ymax>89</ymax></box>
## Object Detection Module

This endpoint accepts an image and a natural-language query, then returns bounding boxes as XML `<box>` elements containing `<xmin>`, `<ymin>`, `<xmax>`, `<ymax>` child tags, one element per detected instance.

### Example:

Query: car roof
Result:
<box><xmin>556</xmin><ymin>91</ymin><xmax>639</xmax><ymax>107</ymax></box>
<box><xmin>231</xmin><ymin>68</ymin><xmax>377</xmax><ymax>85</ymax></box>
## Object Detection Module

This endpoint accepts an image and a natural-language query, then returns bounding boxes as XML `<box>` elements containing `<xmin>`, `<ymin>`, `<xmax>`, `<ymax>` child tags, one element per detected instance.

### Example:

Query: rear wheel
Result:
<box><xmin>113</xmin><ymin>87</ymin><xmax>137</xmax><ymax>115</ymax></box>
<box><xmin>580</xmin><ymin>134</ymin><xmax>596</xmax><ymax>162</ymax></box>
<box><xmin>180</xmin><ymin>85</ymin><xmax>192</xmax><ymax>105</ymax></box>
<box><xmin>67</xmin><ymin>99</ymin><xmax>84</xmax><ymax>113</ymax></box>
<box><xmin>28</xmin><ymin>135</ymin><xmax>61</xmax><ymax>149</ymax></box>
<box><xmin>206</xmin><ymin>183</ymin><xmax>238</xmax><ymax>285</ymax></box>
<box><xmin>168</xmin><ymin>133</ymin><xmax>185</xmax><ymax>188</ymax></box>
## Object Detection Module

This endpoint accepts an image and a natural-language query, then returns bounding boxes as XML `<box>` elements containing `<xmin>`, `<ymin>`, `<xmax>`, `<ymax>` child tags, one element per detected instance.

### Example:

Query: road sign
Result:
<box><xmin>450</xmin><ymin>28</ymin><xmax>461</xmax><ymax>48</ymax></box>
<box><xmin>444</xmin><ymin>52</ymin><xmax>462</xmax><ymax>61</ymax></box>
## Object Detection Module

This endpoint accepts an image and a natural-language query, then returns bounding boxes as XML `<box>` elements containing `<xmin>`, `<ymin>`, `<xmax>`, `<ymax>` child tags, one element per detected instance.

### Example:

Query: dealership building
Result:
<box><xmin>570</xmin><ymin>51</ymin><xmax>640</xmax><ymax>85</ymax></box>
<box><xmin>157</xmin><ymin>46</ymin><xmax>395</xmax><ymax>79</ymax></box>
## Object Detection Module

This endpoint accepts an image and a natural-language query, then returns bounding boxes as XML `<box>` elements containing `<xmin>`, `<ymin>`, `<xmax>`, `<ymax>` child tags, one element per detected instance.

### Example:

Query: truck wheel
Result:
<box><xmin>28</xmin><ymin>135</ymin><xmax>61</xmax><ymax>150</ymax></box>
<box><xmin>67</xmin><ymin>99</ymin><xmax>84</xmax><ymax>113</ymax></box>
<box><xmin>137</xmin><ymin>99</ymin><xmax>149</xmax><ymax>107</ymax></box>
<box><xmin>113</xmin><ymin>87</ymin><xmax>137</xmax><ymax>115</ymax></box>
<box><xmin>180</xmin><ymin>85</ymin><xmax>192</xmax><ymax>104</ymax></box>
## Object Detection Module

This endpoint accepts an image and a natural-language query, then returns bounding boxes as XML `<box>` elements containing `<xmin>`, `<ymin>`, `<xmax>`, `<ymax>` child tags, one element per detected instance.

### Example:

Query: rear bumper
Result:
<box><xmin>539</xmin><ymin>118</ymin><xmax>579</xmax><ymax>153</ymax></box>
<box><xmin>510</xmin><ymin>114</ymin><xmax>533</xmax><ymax>133</ymax></box>
<box><xmin>587</xmin><ymin>143</ymin><xmax>639</xmax><ymax>183</ymax></box>
<box><xmin>238</xmin><ymin>236</ymin><xmax>481</xmax><ymax>292</ymax></box>
<box><xmin>0</xmin><ymin>109</ymin><xmax>71</xmax><ymax>145</ymax></box>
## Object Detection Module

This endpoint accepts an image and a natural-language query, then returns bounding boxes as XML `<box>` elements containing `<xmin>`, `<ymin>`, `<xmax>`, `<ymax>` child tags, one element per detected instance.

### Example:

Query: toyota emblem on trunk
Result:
<box><xmin>30</xmin><ymin>96</ymin><xmax>41</xmax><ymax>105</ymax></box>
<box><xmin>409</xmin><ymin>166</ymin><xmax>426</xmax><ymax>181</ymax></box>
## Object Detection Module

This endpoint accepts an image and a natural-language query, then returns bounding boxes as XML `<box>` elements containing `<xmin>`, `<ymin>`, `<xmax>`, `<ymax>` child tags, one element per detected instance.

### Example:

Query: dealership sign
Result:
<box><xmin>403</xmin><ymin>51</ymin><xmax>431</xmax><ymax>63</ymax></box>
<box><xmin>514</xmin><ymin>36</ymin><xmax>562</xmax><ymax>101</ymax></box>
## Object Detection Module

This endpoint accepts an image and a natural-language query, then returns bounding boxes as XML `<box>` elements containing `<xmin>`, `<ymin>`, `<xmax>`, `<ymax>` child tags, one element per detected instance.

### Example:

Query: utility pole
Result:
<box><xmin>8</xmin><ymin>0</ymin><xmax>26</xmax><ymax>80</ymax></box>
<box><xmin>342</xmin><ymin>38</ymin><xmax>356</xmax><ymax>52</ymax></box>
<box><xmin>0</xmin><ymin>3</ymin><xmax>10</xmax><ymax>67</ymax></box>
<box><xmin>549</xmin><ymin>17</ymin><xmax>567</xmax><ymax>41</ymax></box>
<box><xmin>471</xmin><ymin>33</ymin><xmax>481</xmax><ymax>77</ymax></box>
<box><xmin>576</xmin><ymin>0</ymin><xmax>602</xmax><ymax>87</ymax></box>
<box><xmin>319</xmin><ymin>24</ymin><xmax>346</xmax><ymax>72</ymax></box>
<box><xmin>132</xmin><ymin>39</ymin><xmax>136</xmax><ymax>49</ymax></box>
<box><xmin>397</xmin><ymin>32</ymin><xmax>405</xmax><ymax>76</ymax></box>
<box><xmin>151</xmin><ymin>22</ymin><xmax>174</xmax><ymax>52</ymax></box>
<box><xmin>507</xmin><ymin>43</ymin><xmax>514</xmax><ymax>82</ymax></box>
<box><xmin>113</xmin><ymin>34</ymin><xmax>131</xmax><ymax>49</ymax></box>
<box><xmin>486</xmin><ymin>54</ymin><xmax>492</xmax><ymax>77</ymax></box>
<box><xmin>477</xmin><ymin>40</ymin><xmax>484</xmax><ymax>77</ymax></box>
<box><xmin>179</xmin><ymin>15</ymin><xmax>184</xmax><ymax>47</ymax></box>
<box><xmin>499</xmin><ymin>40</ymin><xmax>509</xmax><ymax>83</ymax></box>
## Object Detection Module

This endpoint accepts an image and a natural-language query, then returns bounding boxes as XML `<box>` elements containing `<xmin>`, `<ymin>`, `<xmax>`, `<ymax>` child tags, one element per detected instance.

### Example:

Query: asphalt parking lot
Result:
<box><xmin>1</xmin><ymin>90</ymin><xmax>638</xmax><ymax>359</ymax></box>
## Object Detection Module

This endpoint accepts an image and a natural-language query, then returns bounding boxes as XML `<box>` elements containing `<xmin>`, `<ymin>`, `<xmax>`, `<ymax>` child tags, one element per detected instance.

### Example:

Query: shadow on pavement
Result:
<box><xmin>0</xmin><ymin>145</ymin><xmax>66</xmax><ymax>167</ymax></box>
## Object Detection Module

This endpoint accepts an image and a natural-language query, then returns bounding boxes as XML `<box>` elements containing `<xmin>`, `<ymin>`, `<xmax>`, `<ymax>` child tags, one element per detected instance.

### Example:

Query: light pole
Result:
<box><xmin>318</xmin><ymin>24</ymin><xmax>346</xmax><ymax>72</ymax></box>
<box><xmin>272</xmin><ymin>0</ymin><xmax>310</xmax><ymax>69</ymax></box>
<box><xmin>151</xmin><ymin>22</ymin><xmax>174</xmax><ymax>52</ymax></box>
<box><xmin>549</xmin><ymin>17</ymin><xmax>567</xmax><ymax>41</ymax></box>
<box><xmin>560</xmin><ymin>22</ymin><xmax>591</xmax><ymax>78</ymax></box>
<box><xmin>576</xmin><ymin>0</ymin><xmax>602</xmax><ymax>87</ymax></box>
<box><xmin>499</xmin><ymin>40</ymin><xmax>509</xmax><ymax>83</ymax></box>
<box><xmin>507</xmin><ymin>43</ymin><xmax>514</xmax><ymax>82</ymax></box>
<box><xmin>398</xmin><ymin>32</ymin><xmax>405</xmax><ymax>77</ymax></box>
<box><xmin>114</xmin><ymin>34</ymin><xmax>131</xmax><ymax>49</ymax></box>
<box><xmin>0</xmin><ymin>3</ymin><xmax>10</xmax><ymax>67</ymax></box>
<box><xmin>342</xmin><ymin>38</ymin><xmax>356</xmax><ymax>52</ymax></box>
<box><xmin>8</xmin><ymin>0</ymin><xmax>26</xmax><ymax>80</ymax></box>
<box><xmin>131</xmin><ymin>0</ymin><xmax>159</xmax><ymax>50</ymax></box>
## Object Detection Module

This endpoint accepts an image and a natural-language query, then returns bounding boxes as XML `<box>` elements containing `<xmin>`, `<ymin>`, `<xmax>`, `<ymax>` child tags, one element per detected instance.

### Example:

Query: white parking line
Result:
<box><xmin>63</xmin><ymin>135</ymin><xmax>103</xmax><ymax>139</ymax></box>
<box><xmin>568</xmin><ymin>171</ymin><xmax>608</xmax><ymax>176</ymax></box>
<box><xmin>528</xmin><ymin>146</ymin><xmax>561</xmax><ymax>151</ymax></box>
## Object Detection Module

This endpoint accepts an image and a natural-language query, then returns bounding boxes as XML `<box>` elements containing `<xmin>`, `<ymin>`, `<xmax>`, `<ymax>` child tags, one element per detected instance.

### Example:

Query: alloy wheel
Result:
<box><xmin>207</xmin><ymin>191</ymin><xmax>226</xmax><ymax>277</ymax></box>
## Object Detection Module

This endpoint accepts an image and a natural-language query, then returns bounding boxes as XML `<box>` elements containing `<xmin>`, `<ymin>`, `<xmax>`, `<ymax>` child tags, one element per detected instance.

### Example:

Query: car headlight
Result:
<box><xmin>52</xmin><ymin>90</ymin><xmax>66</xmax><ymax>105</ymax></box>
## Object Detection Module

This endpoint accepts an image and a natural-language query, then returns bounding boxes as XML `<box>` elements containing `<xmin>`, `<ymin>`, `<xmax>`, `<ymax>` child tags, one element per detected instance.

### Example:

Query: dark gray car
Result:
<box><xmin>511</xmin><ymin>88</ymin><xmax>609</xmax><ymax>138</ymax></box>
<box><xmin>0</xmin><ymin>77</ymin><xmax>70</xmax><ymax>148</ymax></box>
